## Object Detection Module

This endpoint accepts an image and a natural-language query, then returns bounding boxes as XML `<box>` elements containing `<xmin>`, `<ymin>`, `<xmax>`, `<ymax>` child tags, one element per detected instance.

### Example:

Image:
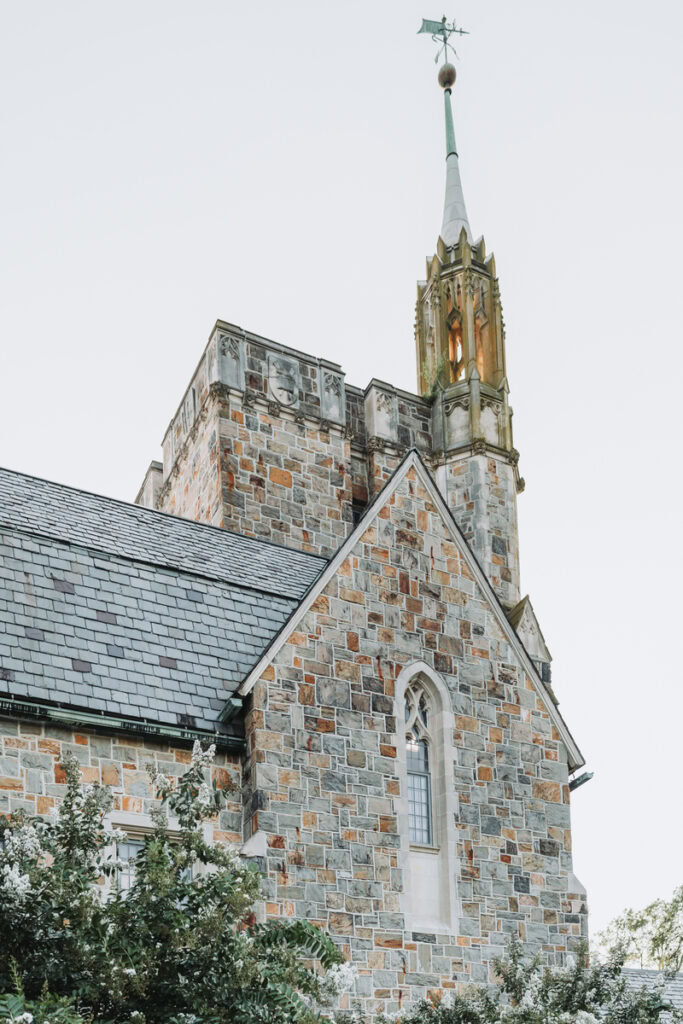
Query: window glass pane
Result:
<box><xmin>116</xmin><ymin>837</ymin><xmax>193</xmax><ymax>893</ymax></box>
<box><xmin>407</xmin><ymin>737</ymin><xmax>429</xmax><ymax>774</ymax></box>
<box><xmin>408</xmin><ymin>771</ymin><xmax>432</xmax><ymax>845</ymax></box>
<box><xmin>117</xmin><ymin>839</ymin><xmax>144</xmax><ymax>893</ymax></box>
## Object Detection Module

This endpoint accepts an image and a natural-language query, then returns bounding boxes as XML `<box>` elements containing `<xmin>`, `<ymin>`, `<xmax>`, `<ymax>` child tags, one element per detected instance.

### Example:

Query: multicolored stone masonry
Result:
<box><xmin>238</xmin><ymin>461</ymin><xmax>586</xmax><ymax>1018</ymax></box>
<box><xmin>138</xmin><ymin>320</ymin><xmax>520</xmax><ymax>603</ymax></box>
<box><xmin>0</xmin><ymin>721</ymin><xmax>241</xmax><ymax>843</ymax></box>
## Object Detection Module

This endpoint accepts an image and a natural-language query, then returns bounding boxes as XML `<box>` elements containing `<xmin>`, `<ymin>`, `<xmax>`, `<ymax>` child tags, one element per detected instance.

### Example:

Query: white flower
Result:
<box><xmin>323</xmin><ymin>961</ymin><xmax>358</xmax><ymax>995</ymax></box>
<box><xmin>3</xmin><ymin>824</ymin><xmax>42</xmax><ymax>861</ymax></box>
<box><xmin>122</xmin><ymin>967</ymin><xmax>137</xmax><ymax>976</ymax></box>
<box><xmin>14</xmin><ymin>1013</ymin><xmax>34</xmax><ymax>1023</ymax></box>
<box><xmin>191</xmin><ymin>741</ymin><xmax>216</xmax><ymax>769</ymax></box>
<box><xmin>1</xmin><ymin>863</ymin><xmax>33</xmax><ymax>901</ymax></box>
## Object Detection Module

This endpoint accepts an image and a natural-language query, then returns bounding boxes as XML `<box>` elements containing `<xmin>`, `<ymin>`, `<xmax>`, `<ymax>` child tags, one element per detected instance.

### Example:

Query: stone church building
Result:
<box><xmin>0</xmin><ymin>57</ymin><xmax>588</xmax><ymax>1018</ymax></box>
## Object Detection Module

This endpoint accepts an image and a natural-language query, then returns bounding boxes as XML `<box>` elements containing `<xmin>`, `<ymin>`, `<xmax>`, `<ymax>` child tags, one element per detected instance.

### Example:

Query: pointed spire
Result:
<box><xmin>438</xmin><ymin>64</ymin><xmax>472</xmax><ymax>245</ymax></box>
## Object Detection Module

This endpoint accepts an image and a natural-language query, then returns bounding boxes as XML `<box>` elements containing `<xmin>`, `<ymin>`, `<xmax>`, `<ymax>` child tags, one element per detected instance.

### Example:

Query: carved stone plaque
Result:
<box><xmin>268</xmin><ymin>355</ymin><xmax>300</xmax><ymax>408</ymax></box>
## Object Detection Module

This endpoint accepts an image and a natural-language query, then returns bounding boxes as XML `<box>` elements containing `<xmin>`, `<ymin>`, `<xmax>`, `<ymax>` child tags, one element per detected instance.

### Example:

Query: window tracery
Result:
<box><xmin>405</xmin><ymin>682</ymin><xmax>433</xmax><ymax>845</ymax></box>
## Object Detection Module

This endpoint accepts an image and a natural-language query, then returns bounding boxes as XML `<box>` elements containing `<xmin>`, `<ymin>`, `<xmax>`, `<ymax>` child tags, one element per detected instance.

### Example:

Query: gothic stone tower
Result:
<box><xmin>415</xmin><ymin>63</ymin><xmax>522</xmax><ymax>610</ymax></box>
<box><xmin>121</xmin><ymin>44</ymin><xmax>589</xmax><ymax>1015</ymax></box>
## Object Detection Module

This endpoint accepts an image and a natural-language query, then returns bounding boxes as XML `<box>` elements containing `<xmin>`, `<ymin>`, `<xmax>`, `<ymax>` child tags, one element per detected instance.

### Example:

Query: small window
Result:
<box><xmin>114</xmin><ymin>833</ymin><xmax>192</xmax><ymax>895</ymax></box>
<box><xmin>116</xmin><ymin>837</ymin><xmax>144</xmax><ymax>894</ymax></box>
<box><xmin>405</xmin><ymin>684</ymin><xmax>434</xmax><ymax>846</ymax></box>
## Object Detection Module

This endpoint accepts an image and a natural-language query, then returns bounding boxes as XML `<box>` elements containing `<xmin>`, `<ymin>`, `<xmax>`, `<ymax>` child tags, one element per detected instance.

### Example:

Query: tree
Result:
<box><xmin>0</xmin><ymin>743</ymin><xmax>353</xmax><ymax>1024</ymax></box>
<box><xmin>366</xmin><ymin>942</ymin><xmax>683</xmax><ymax>1024</ymax></box>
<box><xmin>596</xmin><ymin>888</ymin><xmax>683</xmax><ymax>972</ymax></box>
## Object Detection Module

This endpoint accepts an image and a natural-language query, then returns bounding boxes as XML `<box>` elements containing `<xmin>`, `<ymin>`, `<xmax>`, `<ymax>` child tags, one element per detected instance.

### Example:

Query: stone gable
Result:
<box><xmin>241</xmin><ymin>461</ymin><xmax>586</xmax><ymax>1018</ymax></box>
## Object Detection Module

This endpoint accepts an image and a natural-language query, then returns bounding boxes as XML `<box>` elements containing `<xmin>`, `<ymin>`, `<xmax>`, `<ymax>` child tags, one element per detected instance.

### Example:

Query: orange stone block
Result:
<box><xmin>298</xmin><ymin>684</ymin><xmax>315</xmax><ymax>706</ymax></box>
<box><xmin>100</xmin><ymin>763</ymin><xmax>121</xmax><ymax>787</ymax></box>
<box><xmin>0</xmin><ymin>777</ymin><xmax>23</xmax><ymax>791</ymax></box>
<box><xmin>532</xmin><ymin>780</ymin><xmax>561</xmax><ymax>803</ymax></box>
<box><xmin>269</xmin><ymin>466</ymin><xmax>292</xmax><ymax>487</ymax></box>
<box><xmin>456</xmin><ymin>715</ymin><xmax>479</xmax><ymax>733</ymax></box>
<box><xmin>121</xmin><ymin>796</ymin><xmax>142</xmax><ymax>812</ymax></box>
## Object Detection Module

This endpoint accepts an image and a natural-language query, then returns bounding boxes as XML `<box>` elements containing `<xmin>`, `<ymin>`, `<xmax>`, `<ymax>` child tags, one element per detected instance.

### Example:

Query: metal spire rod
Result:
<box><xmin>418</xmin><ymin>14</ymin><xmax>472</xmax><ymax>245</ymax></box>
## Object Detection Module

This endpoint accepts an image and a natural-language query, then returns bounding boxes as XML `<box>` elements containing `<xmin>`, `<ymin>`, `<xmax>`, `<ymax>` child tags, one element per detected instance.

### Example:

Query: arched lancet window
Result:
<box><xmin>397</xmin><ymin>664</ymin><xmax>458</xmax><ymax>933</ymax></box>
<box><xmin>405</xmin><ymin>682</ymin><xmax>433</xmax><ymax>845</ymax></box>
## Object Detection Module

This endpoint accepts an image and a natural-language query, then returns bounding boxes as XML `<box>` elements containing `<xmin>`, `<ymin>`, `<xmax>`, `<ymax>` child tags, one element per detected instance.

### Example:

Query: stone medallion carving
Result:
<box><xmin>268</xmin><ymin>355</ymin><xmax>300</xmax><ymax>408</ymax></box>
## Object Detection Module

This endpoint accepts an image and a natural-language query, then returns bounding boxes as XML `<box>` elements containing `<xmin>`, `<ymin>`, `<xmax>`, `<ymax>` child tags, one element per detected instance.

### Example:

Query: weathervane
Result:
<box><xmin>417</xmin><ymin>15</ymin><xmax>469</xmax><ymax>64</ymax></box>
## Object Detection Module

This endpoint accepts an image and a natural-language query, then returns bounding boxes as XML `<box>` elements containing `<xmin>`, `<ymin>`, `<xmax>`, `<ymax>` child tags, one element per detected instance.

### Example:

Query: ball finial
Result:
<box><xmin>438</xmin><ymin>63</ymin><xmax>456</xmax><ymax>90</ymax></box>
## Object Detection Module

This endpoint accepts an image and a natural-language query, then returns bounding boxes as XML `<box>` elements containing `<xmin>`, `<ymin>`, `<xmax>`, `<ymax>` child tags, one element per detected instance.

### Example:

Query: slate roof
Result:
<box><xmin>0</xmin><ymin>467</ymin><xmax>326</xmax><ymax>735</ymax></box>
<box><xmin>623</xmin><ymin>969</ymin><xmax>683</xmax><ymax>1013</ymax></box>
<box><xmin>0</xmin><ymin>467</ymin><xmax>325</xmax><ymax>600</ymax></box>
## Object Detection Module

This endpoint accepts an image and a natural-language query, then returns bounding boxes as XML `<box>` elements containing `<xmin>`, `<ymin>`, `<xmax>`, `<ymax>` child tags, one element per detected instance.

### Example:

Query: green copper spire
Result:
<box><xmin>420</xmin><ymin>20</ymin><xmax>473</xmax><ymax>245</ymax></box>
<box><xmin>443</xmin><ymin>81</ymin><xmax>457</xmax><ymax>157</ymax></box>
<box><xmin>438</xmin><ymin>65</ymin><xmax>471</xmax><ymax>244</ymax></box>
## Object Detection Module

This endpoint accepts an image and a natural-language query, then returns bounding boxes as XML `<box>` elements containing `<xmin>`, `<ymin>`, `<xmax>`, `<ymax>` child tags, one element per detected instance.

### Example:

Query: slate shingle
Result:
<box><xmin>0</xmin><ymin>467</ymin><xmax>326</xmax><ymax>600</ymax></box>
<box><xmin>0</xmin><ymin>468</ymin><xmax>328</xmax><ymax>733</ymax></box>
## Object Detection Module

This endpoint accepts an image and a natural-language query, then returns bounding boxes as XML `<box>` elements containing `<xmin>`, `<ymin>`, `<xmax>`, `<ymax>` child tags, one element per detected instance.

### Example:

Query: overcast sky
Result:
<box><xmin>2</xmin><ymin>0</ymin><xmax>682</xmax><ymax>939</ymax></box>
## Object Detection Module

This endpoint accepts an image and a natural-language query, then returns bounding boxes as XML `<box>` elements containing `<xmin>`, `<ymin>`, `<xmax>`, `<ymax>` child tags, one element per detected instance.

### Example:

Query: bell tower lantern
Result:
<box><xmin>415</xmin><ymin>37</ymin><xmax>523</xmax><ymax>609</ymax></box>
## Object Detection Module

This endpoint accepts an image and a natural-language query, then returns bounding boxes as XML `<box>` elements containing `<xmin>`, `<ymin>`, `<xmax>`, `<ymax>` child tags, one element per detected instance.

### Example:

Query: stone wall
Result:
<box><xmin>240</xmin><ymin>464</ymin><xmax>586</xmax><ymax>1018</ymax></box>
<box><xmin>444</xmin><ymin>452</ymin><xmax>521</xmax><ymax>609</ymax></box>
<box><xmin>147</xmin><ymin>323</ymin><xmax>440</xmax><ymax>561</ymax></box>
<box><xmin>142</xmin><ymin>318</ymin><xmax>524</xmax><ymax>630</ymax></box>
<box><xmin>0</xmin><ymin>719</ymin><xmax>242</xmax><ymax>841</ymax></box>
<box><xmin>215</xmin><ymin>391</ymin><xmax>353</xmax><ymax>557</ymax></box>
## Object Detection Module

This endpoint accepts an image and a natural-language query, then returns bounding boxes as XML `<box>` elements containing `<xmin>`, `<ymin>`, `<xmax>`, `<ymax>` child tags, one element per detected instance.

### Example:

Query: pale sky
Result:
<box><xmin>1</xmin><ymin>0</ymin><xmax>682</xmax><ymax>939</ymax></box>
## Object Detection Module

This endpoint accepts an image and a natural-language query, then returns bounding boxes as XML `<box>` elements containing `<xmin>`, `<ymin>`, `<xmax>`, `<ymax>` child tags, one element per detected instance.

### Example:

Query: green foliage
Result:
<box><xmin>0</xmin><ymin>744</ymin><xmax>347</xmax><ymax>1024</ymax></box>
<box><xmin>365</xmin><ymin>942</ymin><xmax>682</xmax><ymax>1024</ymax></box>
<box><xmin>596</xmin><ymin>887</ymin><xmax>683</xmax><ymax>971</ymax></box>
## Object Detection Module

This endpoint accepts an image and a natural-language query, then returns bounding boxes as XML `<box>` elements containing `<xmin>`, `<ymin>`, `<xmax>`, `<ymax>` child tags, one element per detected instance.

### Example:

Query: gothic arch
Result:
<box><xmin>395</xmin><ymin>661</ymin><xmax>459</xmax><ymax>933</ymax></box>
